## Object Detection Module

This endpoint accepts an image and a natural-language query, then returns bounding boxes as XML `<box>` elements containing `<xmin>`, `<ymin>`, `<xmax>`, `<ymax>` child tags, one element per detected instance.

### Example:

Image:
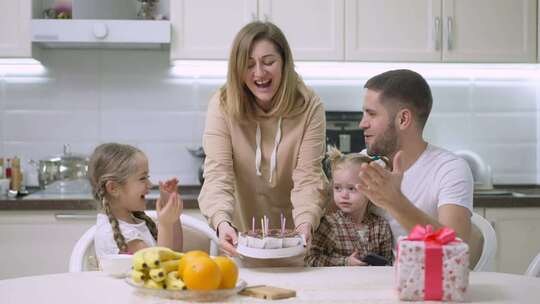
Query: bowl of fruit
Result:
<box><xmin>125</xmin><ymin>247</ymin><xmax>246</xmax><ymax>302</ymax></box>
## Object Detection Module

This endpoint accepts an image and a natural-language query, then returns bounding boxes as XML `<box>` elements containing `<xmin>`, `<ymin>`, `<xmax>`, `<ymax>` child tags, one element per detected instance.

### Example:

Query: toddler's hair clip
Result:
<box><xmin>370</xmin><ymin>155</ymin><xmax>381</xmax><ymax>161</ymax></box>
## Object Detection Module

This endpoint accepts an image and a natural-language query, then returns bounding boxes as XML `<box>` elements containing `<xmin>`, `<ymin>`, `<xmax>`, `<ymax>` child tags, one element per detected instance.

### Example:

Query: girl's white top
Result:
<box><xmin>94</xmin><ymin>213</ymin><xmax>157</xmax><ymax>260</ymax></box>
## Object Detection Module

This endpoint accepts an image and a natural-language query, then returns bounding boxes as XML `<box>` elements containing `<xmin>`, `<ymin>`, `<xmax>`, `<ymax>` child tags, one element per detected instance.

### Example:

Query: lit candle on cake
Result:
<box><xmin>264</xmin><ymin>215</ymin><xmax>269</xmax><ymax>237</ymax></box>
<box><xmin>280</xmin><ymin>213</ymin><xmax>284</xmax><ymax>236</ymax></box>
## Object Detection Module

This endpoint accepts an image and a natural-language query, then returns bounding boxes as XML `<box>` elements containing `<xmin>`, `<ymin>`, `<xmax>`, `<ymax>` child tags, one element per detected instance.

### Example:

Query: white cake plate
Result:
<box><xmin>237</xmin><ymin>243</ymin><xmax>306</xmax><ymax>259</ymax></box>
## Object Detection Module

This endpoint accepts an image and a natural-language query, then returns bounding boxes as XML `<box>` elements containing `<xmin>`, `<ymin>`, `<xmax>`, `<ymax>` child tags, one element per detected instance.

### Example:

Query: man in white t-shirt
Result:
<box><xmin>356</xmin><ymin>69</ymin><xmax>474</xmax><ymax>247</ymax></box>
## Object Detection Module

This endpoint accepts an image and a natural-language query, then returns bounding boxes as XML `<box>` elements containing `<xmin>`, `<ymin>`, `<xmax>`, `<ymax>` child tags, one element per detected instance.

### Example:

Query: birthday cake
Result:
<box><xmin>237</xmin><ymin>229</ymin><xmax>306</xmax><ymax>259</ymax></box>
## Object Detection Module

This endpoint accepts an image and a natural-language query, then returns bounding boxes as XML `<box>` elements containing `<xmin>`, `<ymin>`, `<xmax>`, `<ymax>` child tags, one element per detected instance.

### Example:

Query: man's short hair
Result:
<box><xmin>364</xmin><ymin>69</ymin><xmax>433</xmax><ymax>129</ymax></box>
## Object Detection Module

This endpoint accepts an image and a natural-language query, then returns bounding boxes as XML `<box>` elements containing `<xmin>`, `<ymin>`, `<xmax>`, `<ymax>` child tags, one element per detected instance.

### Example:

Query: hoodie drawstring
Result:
<box><xmin>255</xmin><ymin>117</ymin><xmax>282</xmax><ymax>183</ymax></box>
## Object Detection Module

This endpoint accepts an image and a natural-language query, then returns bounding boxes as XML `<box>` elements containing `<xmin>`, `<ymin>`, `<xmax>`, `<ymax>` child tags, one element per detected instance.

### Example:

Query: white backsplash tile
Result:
<box><xmin>0</xmin><ymin>49</ymin><xmax>538</xmax><ymax>185</ymax></box>
<box><xmin>5</xmin><ymin>76</ymin><xmax>100</xmax><ymax>111</ymax></box>
<box><xmin>430</xmin><ymin>80</ymin><xmax>472</xmax><ymax>113</ymax></box>
<box><xmin>473</xmin><ymin>143</ymin><xmax>537</xmax><ymax>184</ymax></box>
<box><xmin>471</xmin><ymin>80</ymin><xmax>537</xmax><ymax>113</ymax></box>
<box><xmin>101</xmin><ymin>77</ymin><xmax>198</xmax><ymax>112</ymax></box>
<box><xmin>101</xmin><ymin>110</ymin><xmax>204</xmax><ymax>142</ymax></box>
<box><xmin>307</xmin><ymin>79</ymin><xmax>365</xmax><ymax>112</ymax></box>
<box><xmin>137</xmin><ymin>142</ymin><xmax>202</xmax><ymax>185</ymax></box>
<box><xmin>195</xmin><ymin>79</ymin><xmax>223</xmax><ymax>111</ymax></box>
<box><xmin>3</xmin><ymin>110</ymin><xmax>100</xmax><ymax>141</ymax></box>
<box><xmin>470</xmin><ymin>113</ymin><xmax>536</xmax><ymax>144</ymax></box>
<box><xmin>424</xmin><ymin>113</ymin><xmax>473</xmax><ymax>150</ymax></box>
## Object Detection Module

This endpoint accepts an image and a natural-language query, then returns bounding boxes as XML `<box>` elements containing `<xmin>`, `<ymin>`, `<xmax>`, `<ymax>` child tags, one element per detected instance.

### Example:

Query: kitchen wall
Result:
<box><xmin>0</xmin><ymin>49</ymin><xmax>538</xmax><ymax>186</ymax></box>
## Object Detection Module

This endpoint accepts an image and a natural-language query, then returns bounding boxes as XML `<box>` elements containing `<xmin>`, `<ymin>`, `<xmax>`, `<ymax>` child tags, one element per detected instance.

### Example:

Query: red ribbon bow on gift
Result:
<box><xmin>406</xmin><ymin>224</ymin><xmax>456</xmax><ymax>244</ymax></box>
<box><xmin>405</xmin><ymin>225</ymin><xmax>458</xmax><ymax>300</ymax></box>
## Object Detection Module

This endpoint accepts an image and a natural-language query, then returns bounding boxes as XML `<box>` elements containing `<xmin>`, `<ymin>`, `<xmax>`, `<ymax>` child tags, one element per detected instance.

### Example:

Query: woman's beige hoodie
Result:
<box><xmin>198</xmin><ymin>86</ymin><xmax>329</xmax><ymax>233</ymax></box>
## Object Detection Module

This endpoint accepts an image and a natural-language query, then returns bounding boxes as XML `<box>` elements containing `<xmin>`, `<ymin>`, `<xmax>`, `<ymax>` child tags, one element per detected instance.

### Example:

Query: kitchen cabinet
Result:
<box><xmin>0</xmin><ymin>211</ymin><xmax>95</xmax><ymax>279</ymax></box>
<box><xmin>0</xmin><ymin>0</ymin><xmax>32</xmax><ymax>57</ymax></box>
<box><xmin>345</xmin><ymin>0</ymin><xmax>537</xmax><ymax>63</ymax></box>
<box><xmin>258</xmin><ymin>0</ymin><xmax>344</xmax><ymax>60</ymax></box>
<box><xmin>170</xmin><ymin>0</ymin><xmax>257</xmax><ymax>60</ymax></box>
<box><xmin>170</xmin><ymin>0</ymin><xmax>344</xmax><ymax>60</ymax></box>
<box><xmin>484</xmin><ymin>207</ymin><xmax>540</xmax><ymax>274</ymax></box>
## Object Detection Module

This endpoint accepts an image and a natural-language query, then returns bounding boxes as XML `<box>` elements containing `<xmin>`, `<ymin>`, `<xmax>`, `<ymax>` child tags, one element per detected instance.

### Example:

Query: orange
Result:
<box><xmin>213</xmin><ymin>256</ymin><xmax>238</xmax><ymax>289</ymax></box>
<box><xmin>177</xmin><ymin>250</ymin><xmax>209</xmax><ymax>279</ymax></box>
<box><xmin>183</xmin><ymin>256</ymin><xmax>222</xmax><ymax>291</ymax></box>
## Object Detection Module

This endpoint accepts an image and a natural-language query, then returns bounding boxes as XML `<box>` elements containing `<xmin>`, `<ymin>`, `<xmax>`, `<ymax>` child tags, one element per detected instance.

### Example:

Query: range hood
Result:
<box><xmin>31</xmin><ymin>19</ymin><xmax>170</xmax><ymax>49</ymax></box>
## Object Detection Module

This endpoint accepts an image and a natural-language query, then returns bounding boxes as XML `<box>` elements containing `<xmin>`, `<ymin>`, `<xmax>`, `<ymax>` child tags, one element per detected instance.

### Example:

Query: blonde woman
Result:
<box><xmin>198</xmin><ymin>21</ymin><xmax>328</xmax><ymax>258</ymax></box>
<box><xmin>89</xmin><ymin>143</ymin><xmax>183</xmax><ymax>259</ymax></box>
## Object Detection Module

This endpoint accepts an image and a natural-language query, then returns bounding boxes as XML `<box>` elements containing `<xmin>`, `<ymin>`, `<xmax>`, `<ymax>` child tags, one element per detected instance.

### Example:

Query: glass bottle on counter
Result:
<box><xmin>5</xmin><ymin>158</ymin><xmax>11</xmax><ymax>179</ymax></box>
<box><xmin>10</xmin><ymin>157</ymin><xmax>22</xmax><ymax>192</ymax></box>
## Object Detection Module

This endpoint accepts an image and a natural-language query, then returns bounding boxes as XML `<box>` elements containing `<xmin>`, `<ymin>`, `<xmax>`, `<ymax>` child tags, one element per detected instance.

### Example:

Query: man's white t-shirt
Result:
<box><xmin>369</xmin><ymin>144</ymin><xmax>474</xmax><ymax>243</ymax></box>
<box><xmin>94</xmin><ymin>213</ymin><xmax>157</xmax><ymax>260</ymax></box>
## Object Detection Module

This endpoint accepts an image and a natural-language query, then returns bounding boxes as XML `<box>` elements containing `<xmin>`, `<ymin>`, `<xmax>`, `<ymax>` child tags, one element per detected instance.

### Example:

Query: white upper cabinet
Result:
<box><xmin>0</xmin><ymin>0</ymin><xmax>32</xmax><ymax>57</ymax></box>
<box><xmin>260</xmin><ymin>0</ymin><xmax>344</xmax><ymax>60</ymax></box>
<box><xmin>170</xmin><ymin>0</ymin><xmax>257</xmax><ymax>60</ymax></box>
<box><xmin>345</xmin><ymin>0</ymin><xmax>537</xmax><ymax>63</ymax></box>
<box><xmin>345</xmin><ymin>0</ymin><xmax>442</xmax><ymax>62</ymax></box>
<box><xmin>170</xmin><ymin>0</ymin><xmax>344</xmax><ymax>61</ymax></box>
<box><xmin>442</xmin><ymin>0</ymin><xmax>537</xmax><ymax>63</ymax></box>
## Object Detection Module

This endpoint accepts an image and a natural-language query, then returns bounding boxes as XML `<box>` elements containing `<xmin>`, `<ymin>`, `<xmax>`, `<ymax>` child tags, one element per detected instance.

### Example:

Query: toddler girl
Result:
<box><xmin>305</xmin><ymin>146</ymin><xmax>393</xmax><ymax>266</ymax></box>
<box><xmin>89</xmin><ymin>143</ymin><xmax>183</xmax><ymax>259</ymax></box>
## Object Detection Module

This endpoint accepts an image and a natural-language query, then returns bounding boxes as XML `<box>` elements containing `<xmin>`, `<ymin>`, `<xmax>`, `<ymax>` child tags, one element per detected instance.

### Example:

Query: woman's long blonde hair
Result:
<box><xmin>220</xmin><ymin>21</ymin><xmax>306</xmax><ymax>121</ymax></box>
<box><xmin>88</xmin><ymin>143</ymin><xmax>158</xmax><ymax>253</ymax></box>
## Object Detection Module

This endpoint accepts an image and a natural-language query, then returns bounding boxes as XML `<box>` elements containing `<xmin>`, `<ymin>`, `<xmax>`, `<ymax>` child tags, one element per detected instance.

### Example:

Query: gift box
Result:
<box><xmin>396</xmin><ymin>225</ymin><xmax>469</xmax><ymax>302</ymax></box>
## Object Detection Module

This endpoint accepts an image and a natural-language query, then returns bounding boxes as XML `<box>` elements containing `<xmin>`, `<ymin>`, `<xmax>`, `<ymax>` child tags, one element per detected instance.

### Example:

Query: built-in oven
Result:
<box><xmin>326</xmin><ymin>111</ymin><xmax>365</xmax><ymax>153</ymax></box>
<box><xmin>324</xmin><ymin>111</ymin><xmax>365</xmax><ymax>177</ymax></box>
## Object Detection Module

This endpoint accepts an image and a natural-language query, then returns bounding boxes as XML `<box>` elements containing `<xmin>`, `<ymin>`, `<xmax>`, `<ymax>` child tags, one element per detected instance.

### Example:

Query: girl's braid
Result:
<box><xmin>132</xmin><ymin>211</ymin><xmax>158</xmax><ymax>241</ymax></box>
<box><xmin>98</xmin><ymin>180</ymin><xmax>128</xmax><ymax>253</ymax></box>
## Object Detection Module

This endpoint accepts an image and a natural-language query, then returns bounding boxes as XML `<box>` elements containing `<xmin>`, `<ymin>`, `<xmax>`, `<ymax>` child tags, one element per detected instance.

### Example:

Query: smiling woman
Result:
<box><xmin>198</xmin><ymin>21</ymin><xmax>329</xmax><ymax>263</ymax></box>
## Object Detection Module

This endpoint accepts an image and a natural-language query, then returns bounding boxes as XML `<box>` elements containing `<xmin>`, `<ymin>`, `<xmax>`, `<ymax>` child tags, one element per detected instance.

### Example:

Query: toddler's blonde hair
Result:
<box><xmin>325</xmin><ymin>146</ymin><xmax>391</xmax><ymax>214</ymax></box>
<box><xmin>326</xmin><ymin>146</ymin><xmax>391</xmax><ymax>177</ymax></box>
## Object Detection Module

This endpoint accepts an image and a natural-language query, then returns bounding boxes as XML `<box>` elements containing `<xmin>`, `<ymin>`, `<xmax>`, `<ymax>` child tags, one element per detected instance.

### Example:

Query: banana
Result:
<box><xmin>144</xmin><ymin>278</ymin><xmax>165</xmax><ymax>289</ymax></box>
<box><xmin>167</xmin><ymin>270</ymin><xmax>181</xmax><ymax>281</ymax></box>
<box><xmin>160</xmin><ymin>259</ymin><xmax>181</xmax><ymax>273</ymax></box>
<box><xmin>149</xmin><ymin>268</ymin><xmax>166</xmax><ymax>282</ymax></box>
<box><xmin>165</xmin><ymin>271</ymin><xmax>186</xmax><ymax>290</ymax></box>
<box><xmin>143</xmin><ymin>247</ymin><xmax>183</xmax><ymax>268</ymax></box>
<box><xmin>131</xmin><ymin>269</ymin><xmax>147</xmax><ymax>283</ymax></box>
<box><xmin>132</xmin><ymin>247</ymin><xmax>156</xmax><ymax>270</ymax></box>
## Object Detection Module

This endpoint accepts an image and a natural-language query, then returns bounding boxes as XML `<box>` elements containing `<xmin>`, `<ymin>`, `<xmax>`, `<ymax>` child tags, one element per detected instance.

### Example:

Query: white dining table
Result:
<box><xmin>1</xmin><ymin>267</ymin><xmax>539</xmax><ymax>303</ymax></box>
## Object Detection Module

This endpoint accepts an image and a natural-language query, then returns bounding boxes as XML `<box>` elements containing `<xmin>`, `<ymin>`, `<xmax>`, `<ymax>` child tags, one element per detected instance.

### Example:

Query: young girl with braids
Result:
<box><xmin>90</xmin><ymin>143</ymin><xmax>183</xmax><ymax>260</ymax></box>
<box><xmin>305</xmin><ymin>146</ymin><xmax>394</xmax><ymax>267</ymax></box>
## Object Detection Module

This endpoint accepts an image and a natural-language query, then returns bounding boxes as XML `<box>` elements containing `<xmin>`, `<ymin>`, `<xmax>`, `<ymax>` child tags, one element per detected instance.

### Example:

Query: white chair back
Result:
<box><xmin>471</xmin><ymin>212</ymin><xmax>497</xmax><ymax>271</ymax></box>
<box><xmin>68</xmin><ymin>212</ymin><xmax>219</xmax><ymax>272</ymax></box>
<box><xmin>525</xmin><ymin>253</ymin><xmax>540</xmax><ymax>277</ymax></box>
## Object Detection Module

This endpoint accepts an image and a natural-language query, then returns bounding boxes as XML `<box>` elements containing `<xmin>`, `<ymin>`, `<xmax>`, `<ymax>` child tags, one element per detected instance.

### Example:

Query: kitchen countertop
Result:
<box><xmin>0</xmin><ymin>185</ymin><xmax>201</xmax><ymax>211</ymax></box>
<box><xmin>0</xmin><ymin>185</ymin><xmax>539</xmax><ymax>211</ymax></box>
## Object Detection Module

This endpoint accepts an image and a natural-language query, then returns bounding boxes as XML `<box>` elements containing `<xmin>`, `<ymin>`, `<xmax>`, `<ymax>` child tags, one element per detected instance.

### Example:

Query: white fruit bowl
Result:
<box><xmin>125</xmin><ymin>276</ymin><xmax>247</xmax><ymax>302</ymax></box>
<box><xmin>100</xmin><ymin>254</ymin><xmax>132</xmax><ymax>277</ymax></box>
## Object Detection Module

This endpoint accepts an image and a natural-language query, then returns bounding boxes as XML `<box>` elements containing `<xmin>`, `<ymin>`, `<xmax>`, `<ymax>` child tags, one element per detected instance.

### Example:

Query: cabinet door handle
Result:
<box><xmin>447</xmin><ymin>16</ymin><xmax>453</xmax><ymax>51</ymax></box>
<box><xmin>434</xmin><ymin>17</ymin><xmax>441</xmax><ymax>50</ymax></box>
<box><xmin>55</xmin><ymin>214</ymin><xmax>96</xmax><ymax>220</ymax></box>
